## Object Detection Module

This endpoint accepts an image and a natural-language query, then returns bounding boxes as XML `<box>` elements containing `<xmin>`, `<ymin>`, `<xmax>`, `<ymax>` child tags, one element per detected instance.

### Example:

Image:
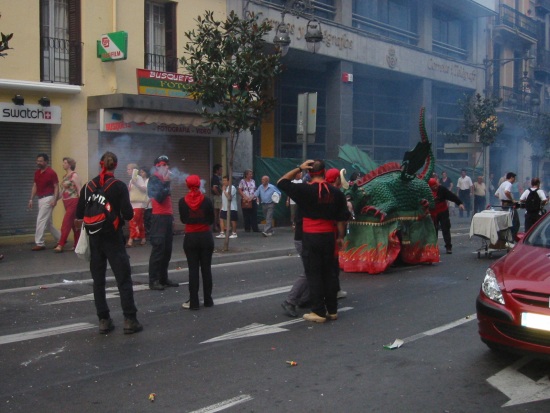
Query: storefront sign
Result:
<box><xmin>136</xmin><ymin>69</ymin><xmax>193</xmax><ymax>98</ymax></box>
<box><xmin>0</xmin><ymin>102</ymin><xmax>61</xmax><ymax>124</ymax></box>
<box><xmin>97</xmin><ymin>31</ymin><xmax>128</xmax><ymax>61</ymax></box>
<box><xmin>100</xmin><ymin>109</ymin><xmax>224</xmax><ymax>137</ymax></box>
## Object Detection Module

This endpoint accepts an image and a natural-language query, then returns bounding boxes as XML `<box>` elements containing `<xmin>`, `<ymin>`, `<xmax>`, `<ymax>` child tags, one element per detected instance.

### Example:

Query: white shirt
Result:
<box><xmin>288</xmin><ymin>178</ymin><xmax>302</xmax><ymax>205</ymax></box>
<box><xmin>457</xmin><ymin>175</ymin><xmax>473</xmax><ymax>190</ymax></box>
<box><xmin>221</xmin><ymin>185</ymin><xmax>237</xmax><ymax>212</ymax></box>
<box><xmin>519</xmin><ymin>187</ymin><xmax>548</xmax><ymax>203</ymax></box>
<box><xmin>495</xmin><ymin>180</ymin><xmax>513</xmax><ymax>201</ymax></box>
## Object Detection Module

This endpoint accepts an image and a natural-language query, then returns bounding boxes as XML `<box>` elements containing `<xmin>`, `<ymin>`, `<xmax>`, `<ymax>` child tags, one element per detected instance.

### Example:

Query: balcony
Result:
<box><xmin>351</xmin><ymin>13</ymin><xmax>418</xmax><ymax>46</ymax></box>
<box><xmin>500</xmin><ymin>85</ymin><xmax>540</xmax><ymax>114</ymax></box>
<box><xmin>535</xmin><ymin>49</ymin><xmax>550</xmax><ymax>76</ymax></box>
<box><xmin>536</xmin><ymin>0</ymin><xmax>550</xmax><ymax>15</ymax></box>
<box><xmin>144</xmin><ymin>53</ymin><xmax>178</xmax><ymax>73</ymax></box>
<box><xmin>494</xmin><ymin>4</ymin><xmax>537</xmax><ymax>44</ymax></box>
<box><xmin>40</xmin><ymin>37</ymin><xmax>82</xmax><ymax>85</ymax></box>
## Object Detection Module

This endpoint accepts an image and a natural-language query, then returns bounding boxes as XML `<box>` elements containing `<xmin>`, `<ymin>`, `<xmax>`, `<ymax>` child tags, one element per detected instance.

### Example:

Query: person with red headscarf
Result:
<box><xmin>428</xmin><ymin>177</ymin><xmax>464</xmax><ymax>254</ymax></box>
<box><xmin>179</xmin><ymin>174</ymin><xmax>215</xmax><ymax>310</ymax></box>
<box><xmin>76</xmin><ymin>151</ymin><xmax>142</xmax><ymax>335</ymax></box>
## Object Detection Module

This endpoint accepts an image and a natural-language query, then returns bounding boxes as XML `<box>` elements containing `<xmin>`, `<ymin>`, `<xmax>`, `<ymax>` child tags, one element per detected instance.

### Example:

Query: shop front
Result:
<box><xmin>0</xmin><ymin>102</ymin><xmax>62</xmax><ymax>235</ymax></box>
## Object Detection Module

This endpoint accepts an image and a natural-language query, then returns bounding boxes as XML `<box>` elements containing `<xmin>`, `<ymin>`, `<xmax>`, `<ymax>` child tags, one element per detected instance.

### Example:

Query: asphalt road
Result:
<box><xmin>2</xmin><ymin>232</ymin><xmax>549</xmax><ymax>413</ymax></box>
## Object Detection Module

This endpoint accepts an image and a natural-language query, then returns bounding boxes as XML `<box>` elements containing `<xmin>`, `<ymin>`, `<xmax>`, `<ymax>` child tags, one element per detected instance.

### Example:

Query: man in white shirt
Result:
<box><xmin>519</xmin><ymin>177</ymin><xmax>548</xmax><ymax>232</ymax></box>
<box><xmin>456</xmin><ymin>169</ymin><xmax>473</xmax><ymax>218</ymax></box>
<box><xmin>495</xmin><ymin>172</ymin><xmax>519</xmax><ymax>239</ymax></box>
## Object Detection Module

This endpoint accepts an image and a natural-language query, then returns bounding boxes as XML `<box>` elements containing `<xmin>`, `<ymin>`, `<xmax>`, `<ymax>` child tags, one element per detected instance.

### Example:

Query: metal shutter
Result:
<box><xmin>99</xmin><ymin>133</ymin><xmax>210</xmax><ymax>232</ymax></box>
<box><xmin>0</xmin><ymin>123</ymin><xmax>51</xmax><ymax>235</ymax></box>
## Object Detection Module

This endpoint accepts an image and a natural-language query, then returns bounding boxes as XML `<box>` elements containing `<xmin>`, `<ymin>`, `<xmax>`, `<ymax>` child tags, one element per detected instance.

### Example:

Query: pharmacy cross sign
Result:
<box><xmin>96</xmin><ymin>31</ymin><xmax>128</xmax><ymax>62</ymax></box>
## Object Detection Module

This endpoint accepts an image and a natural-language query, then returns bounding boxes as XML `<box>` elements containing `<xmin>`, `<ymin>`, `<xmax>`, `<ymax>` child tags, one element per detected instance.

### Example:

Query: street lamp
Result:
<box><xmin>272</xmin><ymin>0</ymin><xmax>323</xmax><ymax>56</ymax></box>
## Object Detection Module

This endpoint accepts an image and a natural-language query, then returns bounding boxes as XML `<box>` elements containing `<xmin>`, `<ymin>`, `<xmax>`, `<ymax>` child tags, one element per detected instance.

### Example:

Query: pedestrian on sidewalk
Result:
<box><xmin>238</xmin><ymin>169</ymin><xmax>260</xmax><ymax>233</ymax></box>
<box><xmin>211</xmin><ymin>163</ymin><xmax>223</xmax><ymax>233</ymax></box>
<box><xmin>217</xmin><ymin>175</ymin><xmax>238</xmax><ymax>239</ymax></box>
<box><xmin>126</xmin><ymin>163</ymin><xmax>148</xmax><ymax>247</ymax></box>
<box><xmin>54</xmin><ymin>157</ymin><xmax>81</xmax><ymax>252</ymax></box>
<box><xmin>28</xmin><ymin>153</ymin><xmax>61</xmax><ymax>251</ymax></box>
<box><xmin>255</xmin><ymin>175</ymin><xmax>281</xmax><ymax>237</ymax></box>
<box><xmin>147</xmin><ymin>155</ymin><xmax>178</xmax><ymax>290</ymax></box>
<box><xmin>278</xmin><ymin>160</ymin><xmax>348</xmax><ymax>323</ymax></box>
<box><xmin>179</xmin><ymin>174</ymin><xmax>215</xmax><ymax>310</ymax></box>
<box><xmin>76</xmin><ymin>151</ymin><xmax>142</xmax><ymax>335</ymax></box>
<box><xmin>456</xmin><ymin>169</ymin><xmax>473</xmax><ymax>218</ymax></box>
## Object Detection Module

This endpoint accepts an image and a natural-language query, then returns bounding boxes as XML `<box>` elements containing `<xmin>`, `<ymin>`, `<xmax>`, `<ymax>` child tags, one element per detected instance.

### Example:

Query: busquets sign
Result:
<box><xmin>136</xmin><ymin>69</ymin><xmax>193</xmax><ymax>98</ymax></box>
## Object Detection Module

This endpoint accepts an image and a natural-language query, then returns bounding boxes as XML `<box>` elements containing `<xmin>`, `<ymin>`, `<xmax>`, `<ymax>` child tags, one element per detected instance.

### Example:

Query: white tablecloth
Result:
<box><xmin>469</xmin><ymin>210</ymin><xmax>512</xmax><ymax>244</ymax></box>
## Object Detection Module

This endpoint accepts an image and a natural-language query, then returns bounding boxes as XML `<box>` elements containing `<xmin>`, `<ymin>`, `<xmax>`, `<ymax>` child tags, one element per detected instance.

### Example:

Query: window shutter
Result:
<box><xmin>165</xmin><ymin>2</ymin><xmax>177</xmax><ymax>72</ymax></box>
<box><xmin>68</xmin><ymin>0</ymin><xmax>82</xmax><ymax>85</ymax></box>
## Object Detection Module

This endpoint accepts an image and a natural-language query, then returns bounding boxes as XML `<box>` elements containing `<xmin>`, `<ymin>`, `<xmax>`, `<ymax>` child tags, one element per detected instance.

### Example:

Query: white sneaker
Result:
<box><xmin>337</xmin><ymin>290</ymin><xmax>347</xmax><ymax>299</ymax></box>
<box><xmin>216</xmin><ymin>233</ymin><xmax>225</xmax><ymax>239</ymax></box>
<box><xmin>229</xmin><ymin>233</ymin><xmax>238</xmax><ymax>239</ymax></box>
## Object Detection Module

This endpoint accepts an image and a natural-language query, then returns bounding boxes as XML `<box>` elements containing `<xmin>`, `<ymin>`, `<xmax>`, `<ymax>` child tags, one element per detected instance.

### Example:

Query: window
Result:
<box><xmin>40</xmin><ymin>0</ymin><xmax>82</xmax><ymax>85</ymax></box>
<box><xmin>145</xmin><ymin>1</ymin><xmax>177</xmax><ymax>72</ymax></box>
<box><xmin>352</xmin><ymin>0</ymin><xmax>417</xmax><ymax>45</ymax></box>
<box><xmin>432</xmin><ymin>8</ymin><xmax>467</xmax><ymax>60</ymax></box>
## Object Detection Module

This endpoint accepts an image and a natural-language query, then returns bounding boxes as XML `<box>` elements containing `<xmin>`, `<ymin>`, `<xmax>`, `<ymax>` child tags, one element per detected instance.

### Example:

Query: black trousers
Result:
<box><xmin>302</xmin><ymin>232</ymin><xmax>338</xmax><ymax>316</ymax></box>
<box><xmin>242</xmin><ymin>200</ymin><xmax>259</xmax><ymax>232</ymax></box>
<box><xmin>149</xmin><ymin>214</ymin><xmax>173</xmax><ymax>284</ymax></box>
<box><xmin>183</xmin><ymin>231</ymin><xmax>214</xmax><ymax>307</ymax></box>
<box><xmin>432</xmin><ymin>209</ymin><xmax>452</xmax><ymax>249</ymax></box>
<box><xmin>89</xmin><ymin>229</ymin><xmax>137</xmax><ymax>320</ymax></box>
<box><xmin>459</xmin><ymin>190</ymin><xmax>471</xmax><ymax>216</ymax></box>
<box><xmin>525</xmin><ymin>212</ymin><xmax>542</xmax><ymax>233</ymax></box>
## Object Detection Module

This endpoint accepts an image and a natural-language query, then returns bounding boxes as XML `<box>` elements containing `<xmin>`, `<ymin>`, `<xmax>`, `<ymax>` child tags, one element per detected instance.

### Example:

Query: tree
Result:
<box><xmin>0</xmin><ymin>13</ymin><xmax>14</xmax><ymax>57</ymax></box>
<box><xmin>180</xmin><ymin>10</ymin><xmax>283</xmax><ymax>250</ymax></box>
<box><xmin>459</xmin><ymin>93</ymin><xmax>503</xmax><ymax>146</ymax></box>
<box><xmin>517</xmin><ymin>112</ymin><xmax>550</xmax><ymax>177</ymax></box>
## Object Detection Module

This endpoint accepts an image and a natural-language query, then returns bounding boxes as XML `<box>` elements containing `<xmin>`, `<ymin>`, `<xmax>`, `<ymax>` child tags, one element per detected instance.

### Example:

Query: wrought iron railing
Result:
<box><xmin>536</xmin><ymin>49</ymin><xmax>550</xmax><ymax>74</ymax></box>
<box><xmin>500</xmin><ymin>85</ymin><xmax>540</xmax><ymax>113</ymax></box>
<box><xmin>497</xmin><ymin>4</ymin><xmax>537</xmax><ymax>40</ymax></box>
<box><xmin>144</xmin><ymin>53</ymin><xmax>178</xmax><ymax>72</ymax></box>
<box><xmin>40</xmin><ymin>36</ymin><xmax>82</xmax><ymax>85</ymax></box>
<box><xmin>432</xmin><ymin>40</ymin><xmax>468</xmax><ymax>60</ymax></box>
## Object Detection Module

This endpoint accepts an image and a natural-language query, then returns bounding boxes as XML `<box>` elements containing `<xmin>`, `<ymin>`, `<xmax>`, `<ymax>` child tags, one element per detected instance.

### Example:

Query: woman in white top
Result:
<box><xmin>126</xmin><ymin>163</ymin><xmax>148</xmax><ymax>247</ymax></box>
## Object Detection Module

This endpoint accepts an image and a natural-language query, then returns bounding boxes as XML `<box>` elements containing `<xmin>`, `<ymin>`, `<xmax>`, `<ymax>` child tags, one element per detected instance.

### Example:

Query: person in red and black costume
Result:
<box><xmin>179</xmin><ymin>175</ymin><xmax>215</xmax><ymax>310</ymax></box>
<box><xmin>76</xmin><ymin>151</ymin><xmax>142</xmax><ymax>334</ymax></box>
<box><xmin>147</xmin><ymin>155</ymin><xmax>178</xmax><ymax>290</ymax></box>
<box><xmin>428</xmin><ymin>178</ymin><xmax>464</xmax><ymax>254</ymax></box>
<box><xmin>278</xmin><ymin>160</ymin><xmax>349</xmax><ymax>323</ymax></box>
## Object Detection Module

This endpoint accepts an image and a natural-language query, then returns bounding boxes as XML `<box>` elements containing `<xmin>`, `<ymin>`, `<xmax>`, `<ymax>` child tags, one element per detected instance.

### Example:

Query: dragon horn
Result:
<box><xmin>419</xmin><ymin>107</ymin><xmax>428</xmax><ymax>143</ymax></box>
<box><xmin>340</xmin><ymin>169</ymin><xmax>349</xmax><ymax>189</ymax></box>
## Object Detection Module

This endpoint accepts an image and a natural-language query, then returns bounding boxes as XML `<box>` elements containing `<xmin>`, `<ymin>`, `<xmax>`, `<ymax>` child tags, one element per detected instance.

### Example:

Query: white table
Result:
<box><xmin>469</xmin><ymin>210</ymin><xmax>512</xmax><ymax>245</ymax></box>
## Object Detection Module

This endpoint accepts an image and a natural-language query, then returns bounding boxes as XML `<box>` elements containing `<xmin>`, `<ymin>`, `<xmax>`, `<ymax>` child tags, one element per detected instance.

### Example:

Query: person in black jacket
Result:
<box><xmin>76</xmin><ymin>151</ymin><xmax>142</xmax><ymax>335</ymax></box>
<box><xmin>428</xmin><ymin>178</ymin><xmax>464</xmax><ymax>254</ymax></box>
<box><xmin>179</xmin><ymin>175</ymin><xmax>215</xmax><ymax>310</ymax></box>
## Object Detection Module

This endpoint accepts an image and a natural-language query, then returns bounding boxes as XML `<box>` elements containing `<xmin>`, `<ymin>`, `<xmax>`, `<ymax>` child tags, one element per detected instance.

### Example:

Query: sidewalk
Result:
<box><xmin>0</xmin><ymin>214</ymin><xmax>473</xmax><ymax>290</ymax></box>
<box><xmin>0</xmin><ymin>228</ymin><xmax>297</xmax><ymax>290</ymax></box>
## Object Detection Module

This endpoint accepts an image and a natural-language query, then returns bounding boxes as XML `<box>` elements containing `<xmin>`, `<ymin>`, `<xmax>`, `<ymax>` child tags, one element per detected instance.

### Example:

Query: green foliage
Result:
<box><xmin>180</xmin><ymin>10</ymin><xmax>283</xmax><ymax>134</ymax></box>
<box><xmin>459</xmin><ymin>93</ymin><xmax>504</xmax><ymax>146</ymax></box>
<box><xmin>0</xmin><ymin>13</ymin><xmax>14</xmax><ymax>57</ymax></box>
<box><xmin>517</xmin><ymin>112</ymin><xmax>550</xmax><ymax>159</ymax></box>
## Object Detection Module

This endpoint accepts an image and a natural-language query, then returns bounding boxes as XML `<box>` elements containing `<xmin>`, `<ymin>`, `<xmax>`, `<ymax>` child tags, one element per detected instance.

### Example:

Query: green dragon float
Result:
<box><xmin>339</xmin><ymin>108</ymin><xmax>439</xmax><ymax>274</ymax></box>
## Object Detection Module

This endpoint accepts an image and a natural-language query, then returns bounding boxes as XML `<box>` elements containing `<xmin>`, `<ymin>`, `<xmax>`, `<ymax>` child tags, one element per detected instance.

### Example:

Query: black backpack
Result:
<box><xmin>83</xmin><ymin>177</ymin><xmax>120</xmax><ymax>235</ymax></box>
<box><xmin>524</xmin><ymin>188</ymin><xmax>542</xmax><ymax>214</ymax></box>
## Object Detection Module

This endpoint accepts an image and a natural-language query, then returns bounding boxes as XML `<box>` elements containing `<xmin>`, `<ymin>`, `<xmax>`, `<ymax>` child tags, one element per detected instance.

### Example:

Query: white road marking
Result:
<box><xmin>43</xmin><ymin>284</ymin><xmax>163</xmax><ymax>305</ymax></box>
<box><xmin>215</xmin><ymin>286</ymin><xmax>291</xmax><ymax>305</ymax></box>
<box><xmin>488</xmin><ymin>356</ymin><xmax>550</xmax><ymax>407</ymax></box>
<box><xmin>187</xmin><ymin>394</ymin><xmax>253</xmax><ymax>413</ymax></box>
<box><xmin>401</xmin><ymin>314</ymin><xmax>476</xmax><ymax>344</ymax></box>
<box><xmin>0</xmin><ymin>323</ymin><xmax>95</xmax><ymax>345</ymax></box>
<box><xmin>202</xmin><ymin>307</ymin><xmax>354</xmax><ymax>344</ymax></box>
<box><xmin>21</xmin><ymin>346</ymin><xmax>66</xmax><ymax>366</ymax></box>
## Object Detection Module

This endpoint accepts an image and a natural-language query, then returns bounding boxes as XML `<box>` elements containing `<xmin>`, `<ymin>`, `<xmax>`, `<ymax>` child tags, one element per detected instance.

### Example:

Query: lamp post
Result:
<box><xmin>271</xmin><ymin>0</ymin><xmax>324</xmax><ymax>56</ymax></box>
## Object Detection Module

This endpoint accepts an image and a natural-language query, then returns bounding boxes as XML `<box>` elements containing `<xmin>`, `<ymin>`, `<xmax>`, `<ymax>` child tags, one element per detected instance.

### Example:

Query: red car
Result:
<box><xmin>477</xmin><ymin>212</ymin><xmax>550</xmax><ymax>355</ymax></box>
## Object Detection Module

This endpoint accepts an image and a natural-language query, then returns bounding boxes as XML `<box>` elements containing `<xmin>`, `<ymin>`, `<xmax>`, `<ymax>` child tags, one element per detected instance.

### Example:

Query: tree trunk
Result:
<box><xmin>223</xmin><ymin>130</ymin><xmax>237</xmax><ymax>251</ymax></box>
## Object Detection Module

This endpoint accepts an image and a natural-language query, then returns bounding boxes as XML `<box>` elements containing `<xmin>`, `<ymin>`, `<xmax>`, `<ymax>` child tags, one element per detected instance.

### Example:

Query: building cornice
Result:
<box><xmin>0</xmin><ymin>79</ymin><xmax>81</xmax><ymax>94</ymax></box>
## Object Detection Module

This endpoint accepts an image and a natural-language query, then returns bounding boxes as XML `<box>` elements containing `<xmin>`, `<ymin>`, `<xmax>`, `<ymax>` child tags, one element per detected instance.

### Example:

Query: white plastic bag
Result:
<box><xmin>74</xmin><ymin>224</ymin><xmax>90</xmax><ymax>261</ymax></box>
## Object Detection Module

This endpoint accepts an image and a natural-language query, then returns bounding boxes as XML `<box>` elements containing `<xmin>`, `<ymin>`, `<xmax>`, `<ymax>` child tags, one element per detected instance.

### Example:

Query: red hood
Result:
<box><xmin>492</xmin><ymin>242</ymin><xmax>550</xmax><ymax>293</ymax></box>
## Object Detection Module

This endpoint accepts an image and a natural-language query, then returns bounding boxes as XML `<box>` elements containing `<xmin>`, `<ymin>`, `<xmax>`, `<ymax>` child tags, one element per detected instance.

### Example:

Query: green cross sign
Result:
<box><xmin>96</xmin><ymin>31</ymin><xmax>128</xmax><ymax>62</ymax></box>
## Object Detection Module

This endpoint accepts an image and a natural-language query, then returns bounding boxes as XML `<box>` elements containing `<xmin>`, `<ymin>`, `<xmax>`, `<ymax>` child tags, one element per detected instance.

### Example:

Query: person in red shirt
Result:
<box><xmin>147</xmin><ymin>155</ymin><xmax>178</xmax><ymax>290</ymax></box>
<box><xmin>28</xmin><ymin>153</ymin><xmax>60</xmax><ymax>251</ymax></box>
<box><xmin>428</xmin><ymin>178</ymin><xmax>464</xmax><ymax>254</ymax></box>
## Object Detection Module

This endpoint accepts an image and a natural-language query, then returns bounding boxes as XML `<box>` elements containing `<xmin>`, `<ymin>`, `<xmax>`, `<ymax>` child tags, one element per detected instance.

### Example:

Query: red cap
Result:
<box><xmin>428</xmin><ymin>178</ymin><xmax>438</xmax><ymax>187</ymax></box>
<box><xmin>325</xmin><ymin>168</ymin><xmax>340</xmax><ymax>184</ymax></box>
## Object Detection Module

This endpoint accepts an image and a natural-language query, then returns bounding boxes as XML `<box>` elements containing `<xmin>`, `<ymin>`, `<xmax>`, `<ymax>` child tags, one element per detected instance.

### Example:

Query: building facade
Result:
<box><xmin>0</xmin><ymin>0</ymin><xmax>228</xmax><ymax>236</ymax></box>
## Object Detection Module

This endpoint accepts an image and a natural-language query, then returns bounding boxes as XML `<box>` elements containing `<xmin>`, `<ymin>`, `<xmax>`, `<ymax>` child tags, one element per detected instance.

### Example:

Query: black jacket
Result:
<box><xmin>76</xmin><ymin>176</ymin><xmax>134</xmax><ymax>223</ymax></box>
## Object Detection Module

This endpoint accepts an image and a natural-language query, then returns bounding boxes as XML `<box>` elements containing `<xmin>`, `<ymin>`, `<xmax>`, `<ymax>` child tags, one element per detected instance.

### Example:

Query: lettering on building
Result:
<box><xmin>427</xmin><ymin>58</ymin><xmax>477</xmax><ymax>83</ymax></box>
